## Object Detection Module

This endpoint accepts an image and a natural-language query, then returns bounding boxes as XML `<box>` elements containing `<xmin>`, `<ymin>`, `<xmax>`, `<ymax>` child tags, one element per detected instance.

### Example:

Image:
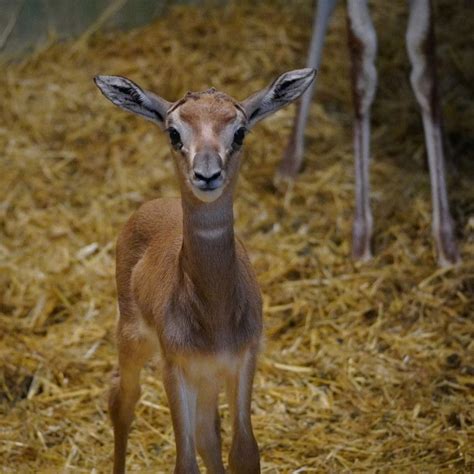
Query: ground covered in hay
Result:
<box><xmin>1</xmin><ymin>1</ymin><xmax>473</xmax><ymax>472</ymax></box>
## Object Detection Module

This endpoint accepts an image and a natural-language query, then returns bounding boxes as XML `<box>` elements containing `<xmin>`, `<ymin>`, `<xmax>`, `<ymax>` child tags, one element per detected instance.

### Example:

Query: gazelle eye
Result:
<box><xmin>232</xmin><ymin>127</ymin><xmax>247</xmax><ymax>148</ymax></box>
<box><xmin>167</xmin><ymin>127</ymin><xmax>182</xmax><ymax>149</ymax></box>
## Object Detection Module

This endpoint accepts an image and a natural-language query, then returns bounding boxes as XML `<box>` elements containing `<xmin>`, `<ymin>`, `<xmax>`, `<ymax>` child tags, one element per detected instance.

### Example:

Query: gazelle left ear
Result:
<box><xmin>241</xmin><ymin>68</ymin><xmax>316</xmax><ymax>127</ymax></box>
<box><xmin>94</xmin><ymin>75</ymin><xmax>171</xmax><ymax>129</ymax></box>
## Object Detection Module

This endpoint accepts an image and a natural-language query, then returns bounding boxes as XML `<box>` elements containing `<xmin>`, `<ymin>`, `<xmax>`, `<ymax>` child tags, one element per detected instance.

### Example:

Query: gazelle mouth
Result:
<box><xmin>190</xmin><ymin>183</ymin><xmax>224</xmax><ymax>203</ymax></box>
<box><xmin>196</xmin><ymin>183</ymin><xmax>220</xmax><ymax>191</ymax></box>
<box><xmin>191</xmin><ymin>173</ymin><xmax>225</xmax><ymax>193</ymax></box>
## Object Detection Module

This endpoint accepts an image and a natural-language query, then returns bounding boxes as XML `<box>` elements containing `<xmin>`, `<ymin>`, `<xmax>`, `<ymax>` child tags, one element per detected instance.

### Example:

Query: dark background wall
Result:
<box><xmin>0</xmin><ymin>0</ymin><xmax>206</xmax><ymax>57</ymax></box>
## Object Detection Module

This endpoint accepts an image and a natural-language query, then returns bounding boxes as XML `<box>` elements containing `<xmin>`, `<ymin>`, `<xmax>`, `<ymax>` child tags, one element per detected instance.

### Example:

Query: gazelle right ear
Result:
<box><xmin>94</xmin><ymin>75</ymin><xmax>171</xmax><ymax>129</ymax></box>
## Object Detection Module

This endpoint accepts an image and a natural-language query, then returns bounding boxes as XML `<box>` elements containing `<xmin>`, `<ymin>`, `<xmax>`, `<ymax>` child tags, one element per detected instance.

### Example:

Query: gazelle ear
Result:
<box><xmin>94</xmin><ymin>75</ymin><xmax>171</xmax><ymax>129</ymax></box>
<box><xmin>241</xmin><ymin>68</ymin><xmax>316</xmax><ymax>127</ymax></box>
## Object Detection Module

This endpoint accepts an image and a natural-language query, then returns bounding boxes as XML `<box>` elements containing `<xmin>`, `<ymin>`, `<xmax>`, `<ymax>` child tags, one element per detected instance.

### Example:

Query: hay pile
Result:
<box><xmin>1</xmin><ymin>1</ymin><xmax>473</xmax><ymax>471</ymax></box>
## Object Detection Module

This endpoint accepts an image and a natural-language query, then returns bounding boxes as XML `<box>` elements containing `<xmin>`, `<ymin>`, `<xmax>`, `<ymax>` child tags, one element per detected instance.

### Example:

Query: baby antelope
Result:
<box><xmin>94</xmin><ymin>68</ymin><xmax>316</xmax><ymax>473</ymax></box>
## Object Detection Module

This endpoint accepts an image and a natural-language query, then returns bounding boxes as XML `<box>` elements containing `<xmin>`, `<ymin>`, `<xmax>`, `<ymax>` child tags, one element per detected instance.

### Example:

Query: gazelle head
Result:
<box><xmin>94</xmin><ymin>69</ymin><xmax>316</xmax><ymax>203</ymax></box>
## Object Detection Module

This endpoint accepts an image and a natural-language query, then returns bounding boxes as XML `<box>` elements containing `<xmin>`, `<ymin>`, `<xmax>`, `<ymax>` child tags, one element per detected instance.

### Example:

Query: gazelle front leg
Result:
<box><xmin>406</xmin><ymin>0</ymin><xmax>460</xmax><ymax>266</ymax></box>
<box><xmin>226</xmin><ymin>348</ymin><xmax>260</xmax><ymax>474</ymax></box>
<box><xmin>278</xmin><ymin>0</ymin><xmax>337</xmax><ymax>177</ymax></box>
<box><xmin>195</xmin><ymin>381</ymin><xmax>225</xmax><ymax>473</ymax></box>
<box><xmin>347</xmin><ymin>0</ymin><xmax>377</xmax><ymax>261</ymax></box>
<box><xmin>163</xmin><ymin>361</ymin><xmax>200</xmax><ymax>474</ymax></box>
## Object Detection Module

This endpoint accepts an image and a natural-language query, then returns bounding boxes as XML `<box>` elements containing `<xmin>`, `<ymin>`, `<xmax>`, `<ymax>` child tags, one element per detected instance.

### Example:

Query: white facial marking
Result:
<box><xmin>168</xmin><ymin>114</ymin><xmax>194</xmax><ymax>164</ymax></box>
<box><xmin>167</xmin><ymin>102</ymin><xmax>247</xmax><ymax>202</ymax></box>
<box><xmin>200</xmin><ymin>122</ymin><xmax>215</xmax><ymax>142</ymax></box>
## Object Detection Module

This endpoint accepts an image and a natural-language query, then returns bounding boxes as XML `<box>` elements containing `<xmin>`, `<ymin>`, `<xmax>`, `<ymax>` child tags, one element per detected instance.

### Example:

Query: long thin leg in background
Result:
<box><xmin>406</xmin><ymin>0</ymin><xmax>460</xmax><ymax>266</ymax></box>
<box><xmin>347</xmin><ymin>0</ymin><xmax>377</xmax><ymax>261</ymax></box>
<box><xmin>278</xmin><ymin>0</ymin><xmax>338</xmax><ymax>178</ymax></box>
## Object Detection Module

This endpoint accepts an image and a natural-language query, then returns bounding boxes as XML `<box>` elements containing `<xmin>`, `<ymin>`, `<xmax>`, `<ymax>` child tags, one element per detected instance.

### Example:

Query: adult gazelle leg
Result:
<box><xmin>162</xmin><ymin>361</ymin><xmax>200</xmax><ymax>474</ymax></box>
<box><xmin>109</xmin><ymin>322</ymin><xmax>155</xmax><ymax>474</ymax></box>
<box><xmin>347</xmin><ymin>0</ymin><xmax>378</xmax><ymax>261</ymax></box>
<box><xmin>195</xmin><ymin>381</ymin><xmax>225</xmax><ymax>474</ymax></box>
<box><xmin>278</xmin><ymin>0</ymin><xmax>337</xmax><ymax>177</ymax></box>
<box><xmin>226</xmin><ymin>349</ymin><xmax>260</xmax><ymax>474</ymax></box>
<box><xmin>406</xmin><ymin>0</ymin><xmax>460</xmax><ymax>266</ymax></box>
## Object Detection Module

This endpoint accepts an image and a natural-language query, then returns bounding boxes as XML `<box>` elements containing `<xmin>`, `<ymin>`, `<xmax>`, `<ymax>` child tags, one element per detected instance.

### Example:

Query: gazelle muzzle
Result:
<box><xmin>192</xmin><ymin>151</ymin><xmax>224</xmax><ymax>191</ymax></box>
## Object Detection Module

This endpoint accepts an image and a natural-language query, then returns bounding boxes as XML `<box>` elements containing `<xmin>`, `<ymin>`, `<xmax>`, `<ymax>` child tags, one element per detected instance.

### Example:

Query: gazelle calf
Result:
<box><xmin>278</xmin><ymin>0</ymin><xmax>460</xmax><ymax>267</ymax></box>
<box><xmin>94</xmin><ymin>68</ymin><xmax>315</xmax><ymax>474</ymax></box>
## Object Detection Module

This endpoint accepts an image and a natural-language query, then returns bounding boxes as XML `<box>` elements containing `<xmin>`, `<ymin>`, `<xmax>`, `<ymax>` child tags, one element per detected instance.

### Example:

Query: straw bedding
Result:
<box><xmin>0</xmin><ymin>1</ymin><xmax>473</xmax><ymax>472</ymax></box>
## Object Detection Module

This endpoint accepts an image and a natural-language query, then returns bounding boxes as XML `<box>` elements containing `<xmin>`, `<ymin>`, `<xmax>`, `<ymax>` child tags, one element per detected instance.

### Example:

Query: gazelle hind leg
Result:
<box><xmin>406</xmin><ymin>0</ymin><xmax>460</xmax><ymax>266</ymax></box>
<box><xmin>109</xmin><ymin>320</ymin><xmax>156</xmax><ymax>474</ymax></box>
<box><xmin>277</xmin><ymin>0</ymin><xmax>337</xmax><ymax>178</ymax></box>
<box><xmin>347</xmin><ymin>0</ymin><xmax>377</xmax><ymax>261</ymax></box>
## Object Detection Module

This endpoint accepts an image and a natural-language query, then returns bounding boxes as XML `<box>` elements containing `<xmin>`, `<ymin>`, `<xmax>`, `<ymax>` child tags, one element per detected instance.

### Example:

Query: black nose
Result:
<box><xmin>194</xmin><ymin>170</ymin><xmax>222</xmax><ymax>184</ymax></box>
<box><xmin>193</xmin><ymin>150</ymin><xmax>223</xmax><ymax>188</ymax></box>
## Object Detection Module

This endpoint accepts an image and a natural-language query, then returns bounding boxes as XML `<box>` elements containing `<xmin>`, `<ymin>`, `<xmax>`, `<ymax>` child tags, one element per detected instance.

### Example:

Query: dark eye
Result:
<box><xmin>168</xmin><ymin>127</ymin><xmax>182</xmax><ymax>149</ymax></box>
<box><xmin>232</xmin><ymin>127</ymin><xmax>247</xmax><ymax>148</ymax></box>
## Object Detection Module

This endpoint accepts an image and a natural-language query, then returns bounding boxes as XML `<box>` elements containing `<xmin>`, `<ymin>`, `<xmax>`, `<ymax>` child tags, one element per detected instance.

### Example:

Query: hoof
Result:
<box><xmin>352</xmin><ymin>218</ymin><xmax>373</xmax><ymax>263</ymax></box>
<box><xmin>434</xmin><ymin>224</ymin><xmax>461</xmax><ymax>268</ymax></box>
<box><xmin>276</xmin><ymin>155</ymin><xmax>302</xmax><ymax>179</ymax></box>
<box><xmin>436</xmin><ymin>246</ymin><xmax>461</xmax><ymax>268</ymax></box>
<box><xmin>276</xmin><ymin>138</ymin><xmax>304</xmax><ymax>179</ymax></box>
<box><xmin>352</xmin><ymin>247</ymin><xmax>373</xmax><ymax>263</ymax></box>
<box><xmin>273</xmin><ymin>170</ymin><xmax>294</xmax><ymax>192</ymax></box>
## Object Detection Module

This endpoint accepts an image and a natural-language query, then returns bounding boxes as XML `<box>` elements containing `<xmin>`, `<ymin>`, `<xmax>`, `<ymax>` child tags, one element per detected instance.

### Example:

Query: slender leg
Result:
<box><xmin>109</xmin><ymin>322</ymin><xmax>155</xmax><ymax>474</ymax></box>
<box><xmin>347</xmin><ymin>0</ymin><xmax>377</xmax><ymax>261</ymax></box>
<box><xmin>278</xmin><ymin>0</ymin><xmax>338</xmax><ymax>178</ymax></box>
<box><xmin>226</xmin><ymin>349</ymin><xmax>260</xmax><ymax>474</ymax></box>
<box><xmin>163</xmin><ymin>362</ymin><xmax>200</xmax><ymax>474</ymax></box>
<box><xmin>406</xmin><ymin>0</ymin><xmax>460</xmax><ymax>266</ymax></box>
<box><xmin>195</xmin><ymin>383</ymin><xmax>225</xmax><ymax>474</ymax></box>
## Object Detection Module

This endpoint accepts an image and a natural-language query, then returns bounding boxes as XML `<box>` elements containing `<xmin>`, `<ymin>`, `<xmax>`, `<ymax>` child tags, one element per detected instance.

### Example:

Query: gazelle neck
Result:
<box><xmin>180</xmin><ymin>189</ymin><xmax>237</xmax><ymax>302</ymax></box>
